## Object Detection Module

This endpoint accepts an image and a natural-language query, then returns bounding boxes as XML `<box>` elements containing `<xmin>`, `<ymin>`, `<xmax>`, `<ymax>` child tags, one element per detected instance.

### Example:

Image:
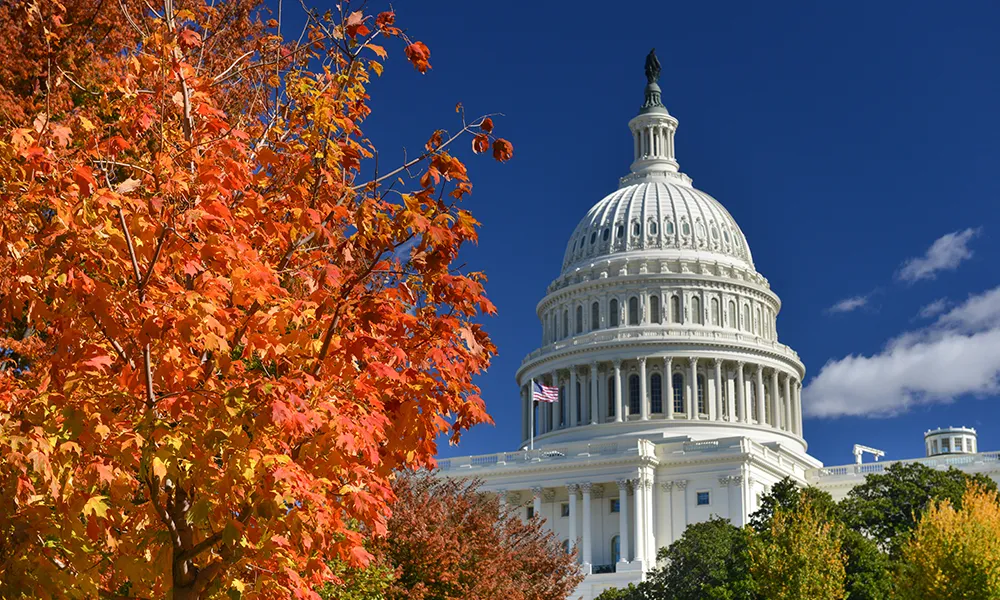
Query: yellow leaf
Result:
<box><xmin>95</xmin><ymin>423</ymin><xmax>110</xmax><ymax>439</ymax></box>
<box><xmin>78</xmin><ymin>116</ymin><xmax>95</xmax><ymax>132</ymax></box>
<box><xmin>83</xmin><ymin>495</ymin><xmax>108</xmax><ymax>518</ymax></box>
<box><xmin>152</xmin><ymin>457</ymin><xmax>167</xmax><ymax>479</ymax></box>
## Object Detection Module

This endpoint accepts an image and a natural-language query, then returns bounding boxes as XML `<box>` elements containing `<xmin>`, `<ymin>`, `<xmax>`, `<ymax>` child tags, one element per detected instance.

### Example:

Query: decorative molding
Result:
<box><xmin>718</xmin><ymin>476</ymin><xmax>731</xmax><ymax>487</ymax></box>
<box><xmin>543</xmin><ymin>488</ymin><xmax>556</xmax><ymax>502</ymax></box>
<box><xmin>660</xmin><ymin>481</ymin><xmax>673</xmax><ymax>492</ymax></box>
<box><xmin>674</xmin><ymin>479</ymin><xmax>688</xmax><ymax>490</ymax></box>
<box><xmin>590</xmin><ymin>484</ymin><xmax>605</xmax><ymax>498</ymax></box>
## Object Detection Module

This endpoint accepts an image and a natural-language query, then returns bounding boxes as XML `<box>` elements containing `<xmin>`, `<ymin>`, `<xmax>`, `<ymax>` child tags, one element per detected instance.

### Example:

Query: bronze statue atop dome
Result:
<box><xmin>644</xmin><ymin>48</ymin><xmax>661</xmax><ymax>84</ymax></box>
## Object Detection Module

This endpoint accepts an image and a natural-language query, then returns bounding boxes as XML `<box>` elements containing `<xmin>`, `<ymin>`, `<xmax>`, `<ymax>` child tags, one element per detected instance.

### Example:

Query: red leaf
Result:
<box><xmin>405</xmin><ymin>42</ymin><xmax>431</xmax><ymax>74</ymax></box>
<box><xmin>492</xmin><ymin>138</ymin><xmax>514</xmax><ymax>162</ymax></box>
<box><xmin>472</xmin><ymin>134</ymin><xmax>489</xmax><ymax>154</ymax></box>
<box><xmin>178</xmin><ymin>29</ymin><xmax>202</xmax><ymax>48</ymax></box>
<box><xmin>480</xmin><ymin>117</ymin><xmax>494</xmax><ymax>134</ymax></box>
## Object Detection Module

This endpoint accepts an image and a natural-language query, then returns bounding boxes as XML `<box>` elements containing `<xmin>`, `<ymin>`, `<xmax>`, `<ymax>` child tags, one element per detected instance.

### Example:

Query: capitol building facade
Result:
<box><xmin>439</xmin><ymin>58</ymin><xmax>1000</xmax><ymax>599</ymax></box>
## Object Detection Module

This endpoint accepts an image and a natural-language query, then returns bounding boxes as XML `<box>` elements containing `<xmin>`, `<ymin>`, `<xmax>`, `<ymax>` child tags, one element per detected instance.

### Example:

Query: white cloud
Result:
<box><xmin>897</xmin><ymin>228</ymin><xmax>981</xmax><ymax>283</ymax></box>
<box><xmin>917</xmin><ymin>298</ymin><xmax>949</xmax><ymax>319</ymax></box>
<box><xmin>827</xmin><ymin>295</ymin><xmax>870</xmax><ymax>314</ymax></box>
<box><xmin>804</xmin><ymin>285</ymin><xmax>1000</xmax><ymax>418</ymax></box>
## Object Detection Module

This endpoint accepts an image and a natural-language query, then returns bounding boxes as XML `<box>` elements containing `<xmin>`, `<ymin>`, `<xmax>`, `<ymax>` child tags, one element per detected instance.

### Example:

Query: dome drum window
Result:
<box><xmin>631</xmin><ymin>222</ymin><xmax>641</xmax><ymax>237</ymax></box>
<box><xmin>590</xmin><ymin>232</ymin><xmax>598</xmax><ymax>244</ymax></box>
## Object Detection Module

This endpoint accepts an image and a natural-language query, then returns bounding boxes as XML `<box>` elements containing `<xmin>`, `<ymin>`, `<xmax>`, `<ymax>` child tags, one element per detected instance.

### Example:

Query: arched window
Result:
<box><xmin>743</xmin><ymin>305</ymin><xmax>751</xmax><ymax>332</ymax></box>
<box><xmin>671</xmin><ymin>295</ymin><xmax>681</xmax><ymax>324</ymax></box>
<box><xmin>603</xmin><ymin>228</ymin><xmax>610</xmax><ymax>241</ymax></box>
<box><xmin>711</xmin><ymin>297</ymin><xmax>721</xmax><ymax>326</ymax></box>
<box><xmin>609</xmin><ymin>299</ymin><xmax>619</xmax><ymax>327</ymax></box>
<box><xmin>650</xmin><ymin>221</ymin><xmax>658</xmax><ymax>235</ymax></box>
<box><xmin>697</xmin><ymin>375</ymin><xmax>706</xmax><ymax>414</ymax></box>
<box><xmin>691</xmin><ymin>296</ymin><xmax>702</xmax><ymax>325</ymax></box>
<box><xmin>591</xmin><ymin>301</ymin><xmax>600</xmax><ymax>331</ymax></box>
<box><xmin>666</xmin><ymin>220</ymin><xmax>675</xmax><ymax>235</ymax></box>
<box><xmin>632</xmin><ymin>222</ymin><xmax>641</xmax><ymax>236</ymax></box>
<box><xmin>576</xmin><ymin>382</ymin><xmax>582</xmax><ymax>425</ymax></box>
<box><xmin>576</xmin><ymin>305</ymin><xmax>583</xmax><ymax>334</ymax></box>
<box><xmin>755</xmin><ymin>307</ymin><xmax>762</xmax><ymax>336</ymax></box>
<box><xmin>651</xmin><ymin>373</ymin><xmax>663</xmax><ymax>413</ymax></box>
<box><xmin>728</xmin><ymin>301</ymin><xmax>737</xmax><ymax>329</ymax></box>
<box><xmin>628</xmin><ymin>297</ymin><xmax>639</xmax><ymax>326</ymax></box>
<box><xmin>628</xmin><ymin>374</ymin><xmax>640</xmax><ymax>415</ymax></box>
<box><xmin>607</xmin><ymin>377</ymin><xmax>616</xmax><ymax>418</ymax></box>
<box><xmin>590</xmin><ymin>232</ymin><xmax>597</xmax><ymax>245</ymax></box>
<box><xmin>672</xmin><ymin>373</ymin><xmax>684</xmax><ymax>414</ymax></box>
<box><xmin>611</xmin><ymin>535</ymin><xmax>621</xmax><ymax>564</ymax></box>
<box><xmin>563</xmin><ymin>310</ymin><xmax>569</xmax><ymax>339</ymax></box>
<box><xmin>650</xmin><ymin>295</ymin><xmax>660</xmax><ymax>324</ymax></box>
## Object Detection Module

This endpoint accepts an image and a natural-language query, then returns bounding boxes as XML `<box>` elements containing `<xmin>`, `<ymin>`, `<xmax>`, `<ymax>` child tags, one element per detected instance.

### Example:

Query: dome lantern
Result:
<box><xmin>626</xmin><ymin>49</ymin><xmax>681</xmax><ymax>184</ymax></box>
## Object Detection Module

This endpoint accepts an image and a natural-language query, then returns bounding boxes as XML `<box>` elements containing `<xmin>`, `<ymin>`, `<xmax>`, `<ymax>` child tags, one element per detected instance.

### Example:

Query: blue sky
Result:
<box><xmin>291</xmin><ymin>1</ymin><xmax>1000</xmax><ymax>466</ymax></box>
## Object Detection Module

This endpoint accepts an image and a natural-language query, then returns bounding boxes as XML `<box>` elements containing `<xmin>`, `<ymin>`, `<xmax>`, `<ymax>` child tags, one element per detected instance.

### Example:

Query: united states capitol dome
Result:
<box><xmin>514</xmin><ymin>56</ymin><xmax>806</xmax><ymax>454</ymax></box>
<box><xmin>561</xmin><ymin>181</ymin><xmax>755</xmax><ymax>275</ymax></box>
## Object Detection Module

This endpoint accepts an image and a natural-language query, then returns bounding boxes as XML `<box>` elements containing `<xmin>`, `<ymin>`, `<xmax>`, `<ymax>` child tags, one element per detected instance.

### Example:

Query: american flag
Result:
<box><xmin>532</xmin><ymin>380</ymin><xmax>559</xmax><ymax>403</ymax></box>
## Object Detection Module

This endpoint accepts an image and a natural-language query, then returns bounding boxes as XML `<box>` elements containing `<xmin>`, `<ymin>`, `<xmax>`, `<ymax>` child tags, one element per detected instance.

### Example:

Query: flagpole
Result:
<box><xmin>529</xmin><ymin>378</ymin><xmax>535</xmax><ymax>451</ymax></box>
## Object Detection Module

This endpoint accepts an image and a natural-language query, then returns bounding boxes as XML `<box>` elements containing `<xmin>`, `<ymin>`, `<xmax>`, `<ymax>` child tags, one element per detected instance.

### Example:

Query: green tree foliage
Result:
<box><xmin>747</xmin><ymin>500</ymin><xmax>846</xmax><ymax>600</ymax></box>
<box><xmin>841</xmin><ymin>462</ymin><xmax>998</xmax><ymax>556</ymax></box>
<box><xmin>896</xmin><ymin>484</ymin><xmax>1000</xmax><ymax>599</ymax></box>
<box><xmin>750</xmin><ymin>478</ymin><xmax>891</xmax><ymax>600</ymax></box>
<box><xmin>646</xmin><ymin>518</ymin><xmax>754</xmax><ymax>600</ymax></box>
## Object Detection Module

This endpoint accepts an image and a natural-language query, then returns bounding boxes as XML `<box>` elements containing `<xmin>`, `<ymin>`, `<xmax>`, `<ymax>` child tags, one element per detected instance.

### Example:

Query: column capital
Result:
<box><xmin>674</xmin><ymin>479</ymin><xmax>688</xmax><ymax>490</ymax></box>
<box><xmin>755</xmin><ymin>363</ymin><xmax>763</xmax><ymax>375</ymax></box>
<box><xmin>580</xmin><ymin>482</ymin><xmax>593</xmax><ymax>494</ymax></box>
<box><xmin>718</xmin><ymin>476</ymin><xmax>730</xmax><ymax>487</ymax></box>
<box><xmin>566</xmin><ymin>483</ymin><xmax>580</xmax><ymax>495</ymax></box>
<box><xmin>642</xmin><ymin>478</ymin><xmax>653</xmax><ymax>490</ymax></box>
<box><xmin>613</xmin><ymin>358</ymin><xmax>623</xmax><ymax>369</ymax></box>
<box><xmin>713</xmin><ymin>357</ymin><xmax>723</xmax><ymax>366</ymax></box>
<box><xmin>531</xmin><ymin>486</ymin><xmax>544</xmax><ymax>499</ymax></box>
<box><xmin>689</xmin><ymin>356</ymin><xmax>698</xmax><ymax>366</ymax></box>
<box><xmin>664</xmin><ymin>356</ymin><xmax>673</xmax><ymax>365</ymax></box>
<box><xmin>730</xmin><ymin>475</ymin><xmax>743</xmax><ymax>485</ymax></box>
<box><xmin>616</xmin><ymin>478</ymin><xmax>629</xmax><ymax>491</ymax></box>
<box><xmin>660</xmin><ymin>481</ymin><xmax>673</xmax><ymax>492</ymax></box>
<box><xmin>736</xmin><ymin>360</ymin><xmax>745</xmax><ymax>368</ymax></box>
<box><xmin>638</xmin><ymin>356</ymin><xmax>647</xmax><ymax>366</ymax></box>
<box><xmin>590</xmin><ymin>360</ymin><xmax>598</xmax><ymax>369</ymax></box>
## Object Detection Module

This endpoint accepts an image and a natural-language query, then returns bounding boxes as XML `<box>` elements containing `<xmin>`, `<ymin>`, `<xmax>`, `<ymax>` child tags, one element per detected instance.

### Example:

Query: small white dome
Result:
<box><xmin>561</xmin><ymin>180</ymin><xmax>754</xmax><ymax>275</ymax></box>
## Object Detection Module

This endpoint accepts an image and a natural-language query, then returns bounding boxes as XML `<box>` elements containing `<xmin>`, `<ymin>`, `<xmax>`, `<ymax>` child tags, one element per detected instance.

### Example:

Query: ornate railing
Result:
<box><xmin>810</xmin><ymin>451</ymin><xmax>1000</xmax><ymax>479</ymax></box>
<box><xmin>520</xmin><ymin>326</ymin><xmax>800</xmax><ymax>366</ymax></box>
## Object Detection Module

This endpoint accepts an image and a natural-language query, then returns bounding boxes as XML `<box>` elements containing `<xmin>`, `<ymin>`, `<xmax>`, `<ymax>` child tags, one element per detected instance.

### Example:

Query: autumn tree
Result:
<box><xmin>841</xmin><ymin>462</ymin><xmax>998</xmax><ymax>557</ymax></box>
<box><xmin>0</xmin><ymin>0</ymin><xmax>512</xmax><ymax>597</ymax></box>
<box><xmin>747</xmin><ymin>499</ymin><xmax>847</xmax><ymax>600</ymax></box>
<box><xmin>896</xmin><ymin>484</ymin><xmax>1000</xmax><ymax>600</ymax></box>
<box><xmin>750</xmin><ymin>477</ymin><xmax>891</xmax><ymax>600</ymax></box>
<box><xmin>375</xmin><ymin>474</ymin><xmax>584</xmax><ymax>600</ymax></box>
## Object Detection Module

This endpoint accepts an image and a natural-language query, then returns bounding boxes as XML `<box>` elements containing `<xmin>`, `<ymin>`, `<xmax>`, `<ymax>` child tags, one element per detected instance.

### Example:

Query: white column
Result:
<box><xmin>613</xmin><ymin>360</ymin><xmax>623</xmax><ymax>423</ymax></box>
<box><xmin>688</xmin><ymin>357</ymin><xmax>698</xmax><ymax>419</ymax></box>
<box><xmin>770</xmin><ymin>369</ymin><xmax>780</xmax><ymax>428</ymax></box>
<box><xmin>657</xmin><ymin>481</ymin><xmax>672</xmax><ymax>551</ymax></box>
<box><xmin>665</xmin><ymin>358</ymin><xmax>674</xmax><ymax>419</ymax></box>
<box><xmin>645</xmin><ymin>479</ymin><xmax>655</xmax><ymax>563</ymax></box>
<box><xmin>795</xmin><ymin>381</ymin><xmax>803</xmax><ymax>435</ymax></box>
<box><xmin>639</xmin><ymin>357</ymin><xmax>649</xmax><ymax>420</ymax></box>
<box><xmin>736</xmin><ymin>362</ymin><xmax>746</xmax><ymax>423</ymax></box>
<box><xmin>569</xmin><ymin>367</ymin><xmax>578</xmax><ymax>427</ymax></box>
<box><xmin>567</xmin><ymin>483</ymin><xmax>579</xmax><ymax>558</ymax></box>
<box><xmin>714</xmin><ymin>359</ymin><xmax>724</xmax><ymax>421</ymax></box>
<box><xmin>521</xmin><ymin>386</ymin><xmax>529</xmax><ymax>442</ymax></box>
<box><xmin>581</xmin><ymin>483</ymin><xmax>593</xmax><ymax>566</ymax></box>
<box><xmin>783</xmin><ymin>375</ymin><xmax>793</xmax><ymax>432</ymax></box>
<box><xmin>532</xmin><ymin>486</ymin><xmax>543</xmax><ymax>521</ymax></box>
<box><xmin>671</xmin><ymin>480</ymin><xmax>687</xmax><ymax>541</ymax></box>
<box><xmin>755</xmin><ymin>365</ymin><xmax>765</xmax><ymax>424</ymax></box>
<box><xmin>617</xmin><ymin>479</ymin><xmax>630</xmax><ymax>563</ymax></box>
<box><xmin>729</xmin><ymin>475</ymin><xmax>745</xmax><ymax>526</ymax></box>
<box><xmin>633</xmin><ymin>478</ymin><xmax>645</xmax><ymax>565</ymax></box>
<box><xmin>550</xmin><ymin>372</ymin><xmax>559</xmax><ymax>430</ymax></box>
<box><xmin>590</xmin><ymin>362</ymin><xmax>599</xmax><ymax>425</ymax></box>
